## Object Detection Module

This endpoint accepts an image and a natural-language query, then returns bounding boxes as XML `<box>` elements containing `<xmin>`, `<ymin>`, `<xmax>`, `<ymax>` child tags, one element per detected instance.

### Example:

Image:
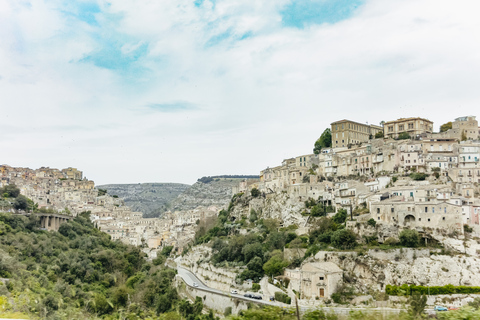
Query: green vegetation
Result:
<box><xmin>399</xmin><ymin>229</ymin><xmax>420</xmax><ymax>247</ymax></box>
<box><xmin>198</xmin><ymin>175</ymin><xmax>260</xmax><ymax>184</ymax></box>
<box><xmin>397</xmin><ymin>132</ymin><xmax>411</xmax><ymax>140</ymax></box>
<box><xmin>274</xmin><ymin>292</ymin><xmax>291</xmax><ymax>304</ymax></box>
<box><xmin>304</xmin><ymin>197</ymin><xmax>335</xmax><ymax>217</ymax></box>
<box><xmin>409</xmin><ymin>172</ymin><xmax>428</xmax><ymax>181</ymax></box>
<box><xmin>1</xmin><ymin>185</ymin><xmax>40</xmax><ymax>213</ymax></box>
<box><xmin>386</xmin><ymin>284</ymin><xmax>480</xmax><ymax>296</ymax></box>
<box><xmin>250</xmin><ymin>188</ymin><xmax>260</xmax><ymax>198</ymax></box>
<box><xmin>313</xmin><ymin>128</ymin><xmax>332</xmax><ymax>154</ymax></box>
<box><xmin>367</xmin><ymin>218</ymin><xmax>376</xmax><ymax>227</ymax></box>
<box><xmin>332</xmin><ymin>209</ymin><xmax>348</xmax><ymax>224</ymax></box>
<box><xmin>0</xmin><ymin>211</ymin><xmax>217</xmax><ymax>319</ymax></box>
<box><xmin>97</xmin><ymin>188</ymin><xmax>107</xmax><ymax>196</ymax></box>
<box><xmin>375</xmin><ymin>131</ymin><xmax>384</xmax><ymax>139</ymax></box>
<box><xmin>440</xmin><ymin>121</ymin><xmax>452</xmax><ymax>132</ymax></box>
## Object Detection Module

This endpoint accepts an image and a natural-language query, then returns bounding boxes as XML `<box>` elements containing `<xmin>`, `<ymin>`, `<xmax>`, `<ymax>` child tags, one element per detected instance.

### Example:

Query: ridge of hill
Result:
<box><xmin>96</xmin><ymin>182</ymin><xmax>190</xmax><ymax>218</ymax></box>
<box><xmin>168</xmin><ymin>178</ymin><xmax>244</xmax><ymax>212</ymax></box>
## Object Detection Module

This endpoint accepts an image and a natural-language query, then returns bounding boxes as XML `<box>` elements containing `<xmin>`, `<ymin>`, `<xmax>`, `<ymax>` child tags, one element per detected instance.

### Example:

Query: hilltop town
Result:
<box><xmin>174</xmin><ymin>115</ymin><xmax>480</xmax><ymax>311</ymax></box>
<box><xmin>236</xmin><ymin>115</ymin><xmax>480</xmax><ymax>233</ymax></box>
<box><xmin>0</xmin><ymin>166</ymin><xmax>240</xmax><ymax>258</ymax></box>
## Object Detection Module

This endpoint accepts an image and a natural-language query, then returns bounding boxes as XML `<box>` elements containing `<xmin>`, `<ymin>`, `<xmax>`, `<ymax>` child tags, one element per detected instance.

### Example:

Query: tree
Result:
<box><xmin>375</xmin><ymin>131</ymin><xmax>384</xmax><ymax>139</ymax></box>
<box><xmin>399</xmin><ymin>229</ymin><xmax>420</xmax><ymax>247</ymax></box>
<box><xmin>331</xmin><ymin>229</ymin><xmax>357</xmax><ymax>249</ymax></box>
<box><xmin>408</xmin><ymin>292</ymin><xmax>427</xmax><ymax>319</ymax></box>
<box><xmin>13</xmin><ymin>195</ymin><xmax>28</xmax><ymax>211</ymax></box>
<box><xmin>251</xmin><ymin>188</ymin><xmax>260</xmax><ymax>198</ymax></box>
<box><xmin>263</xmin><ymin>254</ymin><xmax>288</xmax><ymax>277</ymax></box>
<box><xmin>332</xmin><ymin>209</ymin><xmax>348</xmax><ymax>224</ymax></box>
<box><xmin>461</xmin><ymin>130</ymin><xmax>467</xmax><ymax>141</ymax></box>
<box><xmin>440</xmin><ymin>121</ymin><xmax>452</xmax><ymax>132</ymax></box>
<box><xmin>313</xmin><ymin>128</ymin><xmax>332</xmax><ymax>154</ymax></box>
<box><xmin>367</xmin><ymin>218</ymin><xmax>376</xmax><ymax>227</ymax></box>
<box><xmin>249</xmin><ymin>209</ymin><xmax>257</xmax><ymax>223</ymax></box>
<box><xmin>1</xmin><ymin>184</ymin><xmax>20</xmax><ymax>198</ymax></box>
<box><xmin>397</xmin><ymin>132</ymin><xmax>411</xmax><ymax>140</ymax></box>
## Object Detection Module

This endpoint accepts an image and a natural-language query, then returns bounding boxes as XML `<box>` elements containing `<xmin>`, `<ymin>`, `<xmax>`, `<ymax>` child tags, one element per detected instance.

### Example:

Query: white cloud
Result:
<box><xmin>1</xmin><ymin>0</ymin><xmax>479</xmax><ymax>185</ymax></box>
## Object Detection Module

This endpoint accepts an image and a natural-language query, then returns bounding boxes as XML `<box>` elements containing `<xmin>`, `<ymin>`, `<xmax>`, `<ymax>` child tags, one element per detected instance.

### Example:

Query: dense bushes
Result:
<box><xmin>386</xmin><ymin>284</ymin><xmax>480</xmax><ymax>296</ymax></box>
<box><xmin>274</xmin><ymin>291</ymin><xmax>291</xmax><ymax>304</ymax></box>
<box><xmin>0</xmin><ymin>212</ymin><xmax>182</xmax><ymax>319</ymax></box>
<box><xmin>399</xmin><ymin>229</ymin><xmax>420</xmax><ymax>247</ymax></box>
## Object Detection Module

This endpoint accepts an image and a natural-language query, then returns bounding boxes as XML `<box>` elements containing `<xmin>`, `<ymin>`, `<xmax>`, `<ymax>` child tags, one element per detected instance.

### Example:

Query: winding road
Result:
<box><xmin>174</xmin><ymin>259</ymin><xmax>410</xmax><ymax>315</ymax></box>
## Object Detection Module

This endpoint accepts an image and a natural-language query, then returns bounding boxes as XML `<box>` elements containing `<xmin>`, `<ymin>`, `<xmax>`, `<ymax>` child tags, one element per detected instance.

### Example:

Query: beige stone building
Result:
<box><xmin>62</xmin><ymin>167</ymin><xmax>83</xmax><ymax>180</ymax></box>
<box><xmin>285</xmin><ymin>262</ymin><xmax>343</xmax><ymax>300</ymax></box>
<box><xmin>452</xmin><ymin>116</ymin><xmax>479</xmax><ymax>140</ymax></box>
<box><xmin>384</xmin><ymin>117</ymin><xmax>433</xmax><ymax>139</ymax></box>
<box><xmin>370</xmin><ymin>198</ymin><xmax>463</xmax><ymax>233</ymax></box>
<box><xmin>330</xmin><ymin>120</ymin><xmax>382</xmax><ymax>148</ymax></box>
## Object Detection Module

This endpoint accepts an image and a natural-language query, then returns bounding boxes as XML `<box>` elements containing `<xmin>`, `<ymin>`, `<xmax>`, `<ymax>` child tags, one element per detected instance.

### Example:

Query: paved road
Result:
<box><xmin>176</xmin><ymin>263</ymin><xmax>408</xmax><ymax>315</ymax></box>
<box><xmin>177</xmin><ymin>267</ymin><xmax>279</xmax><ymax>306</ymax></box>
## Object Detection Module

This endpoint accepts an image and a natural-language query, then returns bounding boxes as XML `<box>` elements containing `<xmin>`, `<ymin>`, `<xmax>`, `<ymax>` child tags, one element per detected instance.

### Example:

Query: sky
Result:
<box><xmin>1</xmin><ymin>0</ymin><xmax>480</xmax><ymax>185</ymax></box>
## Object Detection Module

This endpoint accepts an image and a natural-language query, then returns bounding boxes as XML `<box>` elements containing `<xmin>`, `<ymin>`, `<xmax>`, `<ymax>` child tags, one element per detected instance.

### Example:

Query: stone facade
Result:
<box><xmin>384</xmin><ymin>117</ymin><xmax>433</xmax><ymax>139</ymax></box>
<box><xmin>285</xmin><ymin>262</ymin><xmax>343</xmax><ymax>299</ymax></box>
<box><xmin>330</xmin><ymin>119</ymin><xmax>383</xmax><ymax>148</ymax></box>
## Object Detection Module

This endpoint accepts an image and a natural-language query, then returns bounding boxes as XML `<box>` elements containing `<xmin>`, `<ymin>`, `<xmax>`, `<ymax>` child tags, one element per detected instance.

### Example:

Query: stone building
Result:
<box><xmin>330</xmin><ymin>119</ymin><xmax>382</xmax><ymax>149</ymax></box>
<box><xmin>384</xmin><ymin>117</ymin><xmax>433</xmax><ymax>139</ymax></box>
<box><xmin>285</xmin><ymin>262</ymin><xmax>343</xmax><ymax>300</ymax></box>
<box><xmin>370</xmin><ymin>197</ymin><xmax>463</xmax><ymax>233</ymax></box>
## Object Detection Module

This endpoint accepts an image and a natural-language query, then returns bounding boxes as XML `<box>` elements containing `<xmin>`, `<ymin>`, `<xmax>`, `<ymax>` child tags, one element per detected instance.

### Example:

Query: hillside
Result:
<box><xmin>168</xmin><ymin>178</ymin><xmax>242</xmax><ymax>212</ymax></box>
<box><xmin>97</xmin><ymin>182</ymin><xmax>190</xmax><ymax>218</ymax></box>
<box><xmin>0</xmin><ymin>212</ymin><xmax>182</xmax><ymax>319</ymax></box>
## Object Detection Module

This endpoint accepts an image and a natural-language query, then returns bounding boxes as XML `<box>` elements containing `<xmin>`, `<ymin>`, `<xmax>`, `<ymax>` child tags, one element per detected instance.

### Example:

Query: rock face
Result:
<box><xmin>230</xmin><ymin>192</ymin><xmax>308</xmax><ymax>228</ymax></box>
<box><xmin>169</xmin><ymin>179</ymin><xmax>240</xmax><ymax>212</ymax></box>
<box><xmin>97</xmin><ymin>183</ymin><xmax>190</xmax><ymax>217</ymax></box>
<box><xmin>313</xmin><ymin>245</ymin><xmax>480</xmax><ymax>294</ymax></box>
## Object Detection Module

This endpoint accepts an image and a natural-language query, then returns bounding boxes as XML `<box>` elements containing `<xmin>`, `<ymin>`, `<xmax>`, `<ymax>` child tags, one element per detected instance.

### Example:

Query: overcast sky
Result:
<box><xmin>1</xmin><ymin>0</ymin><xmax>479</xmax><ymax>185</ymax></box>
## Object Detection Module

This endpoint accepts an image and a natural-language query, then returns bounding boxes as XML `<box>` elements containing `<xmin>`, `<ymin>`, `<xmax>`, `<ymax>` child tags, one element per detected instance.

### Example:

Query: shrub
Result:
<box><xmin>410</xmin><ymin>173</ymin><xmax>428</xmax><ymax>181</ymax></box>
<box><xmin>367</xmin><ymin>218</ymin><xmax>376</xmax><ymax>227</ymax></box>
<box><xmin>386</xmin><ymin>284</ymin><xmax>480</xmax><ymax>296</ymax></box>
<box><xmin>464</xmin><ymin>224</ymin><xmax>473</xmax><ymax>233</ymax></box>
<box><xmin>274</xmin><ymin>292</ymin><xmax>291</xmax><ymax>304</ymax></box>
<box><xmin>252</xmin><ymin>283</ymin><xmax>260</xmax><ymax>292</ymax></box>
<box><xmin>397</xmin><ymin>132</ymin><xmax>411</xmax><ymax>140</ymax></box>
<box><xmin>383</xmin><ymin>237</ymin><xmax>399</xmax><ymax>246</ymax></box>
<box><xmin>375</xmin><ymin>132</ymin><xmax>384</xmax><ymax>139</ymax></box>
<box><xmin>331</xmin><ymin>229</ymin><xmax>357</xmax><ymax>250</ymax></box>
<box><xmin>399</xmin><ymin>229</ymin><xmax>420</xmax><ymax>247</ymax></box>
<box><xmin>332</xmin><ymin>209</ymin><xmax>348</xmax><ymax>224</ymax></box>
<box><xmin>251</xmin><ymin>188</ymin><xmax>261</xmax><ymax>198</ymax></box>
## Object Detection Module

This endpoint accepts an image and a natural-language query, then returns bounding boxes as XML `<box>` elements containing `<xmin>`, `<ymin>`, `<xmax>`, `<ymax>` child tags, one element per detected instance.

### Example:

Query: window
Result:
<box><xmin>391</xmin><ymin>207</ymin><xmax>394</xmax><ymax>213</ymax></box>
<box><xmin>425</xmin><ymin>207</ymin><xmax>428</xmax><ymax>213</ymax></box>
<box><xmin>319</xmin><ymin>277</ymin><xmax>324</xmax><ymax>280</ymax></box>
<box><xmin>428</xmin><ymin>218</ymin><xmax>430</xmax><ymax>222</ymax></box>
<box><xmin>442</xmin><ymin>217</ymin><xmax>445</xmax><ymax>220</ymax></box>
<box><xmin>432</xmin><ymin>207</ymin><xmax>435</xmax><ymax>213</ymax></box>
<box><xmin>377</xmin><ymin>208</ymin><xmax>380</xmax><ymax>213</ymax></box>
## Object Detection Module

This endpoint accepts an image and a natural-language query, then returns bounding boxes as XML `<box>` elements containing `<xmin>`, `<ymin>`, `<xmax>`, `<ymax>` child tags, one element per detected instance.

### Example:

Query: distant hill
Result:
<box><xmin>169</xmin><ymin>177</ymin><xmax>249</xmax><ymax>212</ymax></box>
<box><xmin>96</xmin><ymin>183</ymin><xmax>190</xmax><ymax>218</ymax></box>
